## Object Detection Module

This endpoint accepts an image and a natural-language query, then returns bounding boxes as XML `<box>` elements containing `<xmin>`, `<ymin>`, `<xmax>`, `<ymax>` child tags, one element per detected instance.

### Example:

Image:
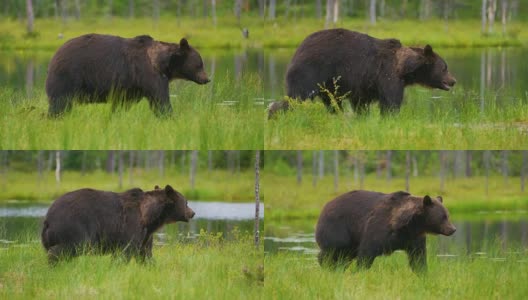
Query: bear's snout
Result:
<box><xmin>441</xmin><ymin>74</ymin><xmax>457</xmax><ymax>91</ymax></box>
<box><xmin>443</xmin><ymin>223</ymin><xmax>456</xmax><ymax>236</ymax></box>
<box><xmin>186</xmin><ymin>208</ymin><xmax>196</xmax><ymax>221</ymax></box>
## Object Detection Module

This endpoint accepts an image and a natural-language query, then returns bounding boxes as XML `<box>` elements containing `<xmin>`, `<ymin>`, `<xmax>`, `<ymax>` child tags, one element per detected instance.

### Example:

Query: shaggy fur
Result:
<box><xmin>46</xmin><ymin>34</ymin><xmax>209</xmax><ymax>117</ymax></box>
<box><xmin>268</xmin><ymin>29</ymin><xmax>456</xmax><ymax>118</ymax></box>
<box><xmin>315</xmin><ymin>190</ymin><xmax>456</xmax><ymax>272</ymax></box>
<box><xmin>41</xmin><ymin>185</ymin><xmax>194</xmax><ymax>264</ymax></box>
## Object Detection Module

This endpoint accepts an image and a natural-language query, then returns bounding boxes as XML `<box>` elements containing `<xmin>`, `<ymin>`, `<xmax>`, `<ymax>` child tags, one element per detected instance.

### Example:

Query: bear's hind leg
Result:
<box><xmin>47</xmin><ymin>244</ymin><xmax>77</xmax><ymax>265</ymax></box>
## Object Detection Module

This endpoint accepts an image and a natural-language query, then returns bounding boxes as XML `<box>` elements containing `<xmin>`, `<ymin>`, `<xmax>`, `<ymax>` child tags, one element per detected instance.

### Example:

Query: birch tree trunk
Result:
<box><xmin>254</xmin><ymin>151</ymin><xmax>261</xmax><ymax>248</ymax></box>
<box><xmin>118</xmin><ymin>151</ymin><xmax>124</xmax><ymax>189</ymax></box>
<box><xmin>190</xmin><ymin>150</ymin><xmax>198</xmax><ymax>190</ymax></box>
<box><xmin>296</xmin><ymin>151</ymin><xmax>303</xmax><ymax>185</ymax></box>
<box><xmin>55</xmin><ymin>151</ymin><xmax>61</xmax><ymax>184</ymax></box>
<box><xmin>26</xmin><ymin>0</ymin><xmax>34</xmax><ymax>34</ymax></box>
<box><xmin>333</xmin><ymin>150</ymin><xmax>339</xmax><ymax>192</ymax></box>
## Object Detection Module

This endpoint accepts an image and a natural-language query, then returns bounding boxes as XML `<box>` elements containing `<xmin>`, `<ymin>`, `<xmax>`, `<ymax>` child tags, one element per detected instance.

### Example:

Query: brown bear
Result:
<box><xmin>41</xmin><ymin>185</ymin><xmax>194</xmax><ymax>264</ymax></box>
<box><xmin>268</xmin><ymin>29</ymin><xmax>456</xmax><ymax>118</ymax></box>
<box><xmin>46</xmin><ymin>33</ymin><xmax>210</xmax><ymax>117</ymax></box>
<box><xmin>315</xmin><ymin>190</ymin><xmax>456</xmax><ymax>272</ymax></box>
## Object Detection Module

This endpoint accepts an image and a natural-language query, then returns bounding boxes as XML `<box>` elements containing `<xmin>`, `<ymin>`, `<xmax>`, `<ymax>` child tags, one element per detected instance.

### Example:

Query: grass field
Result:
<box><xmin>265</xmin><ymin>87</ymin><xmax>528</xmax><ymax>149</ymax></box>
<box><xmin>0</xmin><ymin>18</ymin><xmax>526</xmax><ymax>50</ymax></box>
<box><xmin>0</xmin><ymin>233</ymin><xmax>263</xmax><ymax>299</ymax></box>
<box><xmin>265</xmin><ymin>243</ymin><xmax>528</xmax><ymax>300</ymax></box>
<box><xmin>0</xmin><ymin>73</ymin><xmax>263</xmax><ymax>150</ymax></box>
<box><xmin>263</xmin><ymin>173</ymin><xmax>528</xmax><ymax>220</ymax></box>
<box><xmin>0</xmin><ymin>169</ymin><xmax>258</xmax><ymax>202</ymax></box>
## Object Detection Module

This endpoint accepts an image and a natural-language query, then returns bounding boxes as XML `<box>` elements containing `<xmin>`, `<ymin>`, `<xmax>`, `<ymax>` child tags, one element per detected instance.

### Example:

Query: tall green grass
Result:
<box><xmin>266</xmin><ymin>88</ymin><xmax>528</xmax><ymax>149</ymax></box>
<box><xmin>0</xmin><ymin>73</ymin><xmax>263</xmax><ymax>149</ymax></box>
<box><xmin>0</xmin><ymin>169</ymin><xmax>258</xmax><ymax>202</ymax></box>
<box><xmin>0</xmin><ymin>233</ymin><xmax>263</xmax><ymax>299</ymax></box>
<box><xmin>263</xmin><ymin>173</ymin><xmax>528</xmax><ymax>220</ymax></box>
<box><xmin>265</xmin><ymin>244</ymin><xmax>528</xmax><ymax>300</ymax></box>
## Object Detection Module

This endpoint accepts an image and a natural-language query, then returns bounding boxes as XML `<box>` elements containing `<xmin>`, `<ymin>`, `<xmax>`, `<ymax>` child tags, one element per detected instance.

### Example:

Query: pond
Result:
<box><xmin>3</xmin><ymin>47</ymin><xmax>527</xmax><ymax>104</ymax></box>
<box><xmin>265</xmin><ymin>213</ymin><xmax>528</xmax><ymax>259</ymax></box>
<box><xmin>0</xmin><ymin>201</ymin><xmax>264</xmax><ymax>247</ymax></box>
<box><xmin>0</xmin><ymin>49</ymin><xmax>267</xmax><ymax>106</ymax></box>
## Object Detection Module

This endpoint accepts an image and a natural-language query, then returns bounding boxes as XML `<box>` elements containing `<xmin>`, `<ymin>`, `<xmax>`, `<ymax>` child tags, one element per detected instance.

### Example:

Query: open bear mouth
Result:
<box><xmin>440</xmin><ymin>81</ymin><xmax>454</xmax><ymax>91</ymax></box>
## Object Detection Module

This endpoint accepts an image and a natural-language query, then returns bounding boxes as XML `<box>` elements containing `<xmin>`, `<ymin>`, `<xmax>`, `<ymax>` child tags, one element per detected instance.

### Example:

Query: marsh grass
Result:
<box><xmin>263</xmin><ymin>173</ymin><xmax>528</xmax><ymax>220</ymax></box>
<box><xmin>0</xmin><ymin>169</ymin><xmax>258</xmax><ymax>202</ymax></box>
<box><xmin>0</xmin><ymin>18</ymin><xmax>526</xmax><ymax>51</ymax></box>
<box><xmin>266</xmin><ymin>87</ymin><xmax>528</xmax><ymax>149</ymax></box>
<box><xmin>0</xmin><ymin>233</ymin><xmax>263</xmax><ymax>299</ymax></box>
<box><xmin>265</xmin><ymin>243</ymin><xmax>528</xmax><ymax>300</ymax></box>
<box><xmin>0</xmin><ymin>73</ymin><xmax>263</xmax><ymax>149</ymax></box>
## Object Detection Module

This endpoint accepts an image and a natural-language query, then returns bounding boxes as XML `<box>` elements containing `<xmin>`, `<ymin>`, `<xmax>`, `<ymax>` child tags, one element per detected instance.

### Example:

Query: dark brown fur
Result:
<box><xmin>46</xmin><ymin>34</ymin><xmax>209</xmax><ymax>117</ymax></box>
<box><xmin>315</xmin><ymin>190</ymin><xmax>456</xmax><ymax>272</ymax></box>
<box><xmin>41</xmin><ymin>185</ymin><xmax>194</xmax><ymax>264</ymax></box>
<box><xmin>268</xmin><ymin>29</ymin><xmax>456</xmax><ymax>118</ymax></box>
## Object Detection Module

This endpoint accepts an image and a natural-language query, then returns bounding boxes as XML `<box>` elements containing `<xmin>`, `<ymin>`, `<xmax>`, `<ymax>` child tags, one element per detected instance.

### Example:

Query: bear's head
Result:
<box><xmin>399</xmin><ymin>45</ymin><xmax>456</xmax><ymax>91</ymax></box>
<box><xmin>148</xmin><ymin>38</ymin><xmax>210</xmax><ymax>85</ymax></box>
<box><xmin>391</xmin><ymin>193</ymin><xmax>456</xmax><ymax>236</ymax></box>
<box><xmin>141</xmin><ymin>185</ymin><xmax>195</xmax><ymax>228</ymax></box>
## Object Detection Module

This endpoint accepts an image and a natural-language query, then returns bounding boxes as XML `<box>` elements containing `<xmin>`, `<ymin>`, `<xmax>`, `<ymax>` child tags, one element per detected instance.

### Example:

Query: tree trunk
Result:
<box><xmin>208</xmin><ymin>151</ymin><xmax>213</xmax><ymax>172</ymax></box>
<box><xmin>312</xmin><ymin>151</ymin><xmax>317</xmax><ymax>188</ymax></box>
<box><xmin>81</xmin><ymin>151</ymin><xmax>87</xmax><ymax>176</ymax></box>
<box><xmin>439</xmin><ymin>151</ymin><xmax>445</xmax><ymax>192</ymax></box>
<box><xmin>333</xmin><ymin>150</ymin><xmax>339</xmax><ymax>192</ymax></box>
<box><xmin>25</xmin><ymin>59</ymin><xmax>34</xmax><ymax>98</ymax></box>
<box><xmin>153</xmin><ymin>0</ymin><xmax>160</xmax><ymax>23</ymax></box>
<box><xmin>106</xmin><ymin>151</ymin><xmax>115</xmax><ymax>174</ymax></box>
<box><xmin>129</xmin><ymin>151</ymin><xmax>134</xmax><ymax>185</ymax></box>
<box><xmin>74</xmin><ymin>0</ymin><xmax>81</xmax><ymax>20</ymax></box>
<box><xmin>129</xmin><ymin>0</ymin><xmax>134</xmax><ymax>18</ymax></box>
<box><xmin>258</xmin><ymin>0</ymin><xmax>265</xmax><ymax>17</ymax></box>
<box><xmin>482</xmin><ymin>0</ymin><xmax>488</xmax><ymax>34</ymax></box>
<box><xmin>484</xmin><ymin>150</ymin><xmax>491</xmax><ymax>195</ymax></box>
<box><xmin>318</xmin><ymin>150</ymin><xmax>324</xmax><ymax>179</ymax></box>
<box><xmin>405</xmin><ymin>151</ymin><xmax>410</xmax><ymax>192</ymax></box>
<box><xmin>158</xmin><ymin>150</ymin><xmax>165</xmax><ymax>178</ymax></box>
<box><xmin>325</xmin><ymin>0</ymin><xmax>334</xmax><ymax>28</ymax></box>
<box><xmin>269</xmin><ymin>0</ymin><xmax>276</xmax><ymax>20</ymax></box>
<box><xmin>359</xmin><ymin>152</ymin><xmax>365</xmax><ymax>189</ymax></box>
<box><xmin>376</xmin><ymin>151</ymin><xmax>382</xmax><ymax>179</ymax></box>
<box><xmin>465</xmin><ymin>151</ymin><xmax>472</xmax><ymax>177</ymax></box>
<box><xmin>26</xmin><ymin>0</ymin><xmax>34</xmax><ymax>34</ymax></box>
<box><xmin>118</xmin><ymin>151</ymin><xmax>124</xmax><ymax>189</ymax></box>
<box><xmin>333</xmin><ymin>0</ymin><xmax>339</xmax><ymax>24</ymax></box>
<box><xmin>522</xmin><ymin>150</ymin><xmax>527</xmax><ymax>192</ymax></box>
<box><xmin>37</xmin><ymin>150</ymin><xmax>43</xmax><ymax>182</ymax></box>
<box><xmin>254</xmin><ymin>151</ymin><xmax>261</xmax><ymax>248</ymax></box>
<box><xmin>316</xmin><ymin>0</ymin><xmax>322</xmax><ymax>19</ymax></box>
<box><xmin>488</xmin><ymin>0</ymin><xmax>497</xmax><ymax>34</ymax></box>
<box><xmin>502</xmin><ymin>150</ymin><xmax>509</xmax><ymax>185</ymax></box>
<box><xmin>235</xmin><ymin>0</ymin><xmax>242</xmax><ymax>25</ymax></box>
<box><xmin>55</xmin><ymin>151</ymin><xmax>61</xmax><ymax>184</ymax></box>
<box><xmin>297</xmin><ymin>151</ymin><xmax>303</xmax><ymax>185</ymax></box>
<box><xmin>501</xmin><ymin>0</ymin><xmax>508</xmax><ymax>35</ymax></box>
<box><xmin>190</xmin><ymin>150</ymin><xmax>198</xmax><ymax>190</ymax></box>
<box><xmin>211</xmin><ymin>0</ymin><xmax>217</xmax><ymax>25</ymax></box>
<box><xmin>386</xmin><ymin>150</ymin><xmax>392</xmax><ymax>183</ymax></box>
<box><xmin>369</xmin><ymin>0</ymin><xmax>376</xmax><ymax>25</ymax></box>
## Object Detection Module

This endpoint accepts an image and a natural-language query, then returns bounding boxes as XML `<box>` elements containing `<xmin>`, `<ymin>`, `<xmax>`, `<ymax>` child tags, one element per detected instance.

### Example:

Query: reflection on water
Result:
<box><xmin>0</xmin><ymin>201</ymin><xmax>263</xmax><ymax>246</ymax></box>
<box><xmin>265</xmin><ymin>215</ymin><xmax>528</xmax><ymax>258</ymax></box>
<box><xmin>262</xmin><ymin>47</ymin><xmax>528</xmax><ymax>100</ymax></box>
<box><xmin>0</xmin><ymin>49</ymin><xmax>267</xmax><ymax>107</ymax></box>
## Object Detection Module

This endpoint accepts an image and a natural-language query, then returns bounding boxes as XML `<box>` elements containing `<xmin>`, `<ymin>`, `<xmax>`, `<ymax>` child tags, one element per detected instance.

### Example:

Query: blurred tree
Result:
<box><xmin>296</xmin><ymin>150</ymin><xmax>303</xmax><ymax>185</ymax></box>
<box><xmin>26</xmin><ymin>0</ymin><xmax>34</xmax><ymax>34</ymax></box>
<box><xmin>254</xmin><ymin>150</ymin><xmax>260</xmax><ymax>248</ymax></box>
<box><xmin>190</xmin><ymin>150</ymin><xmax>198</xmax><ymax>190</ymax></box>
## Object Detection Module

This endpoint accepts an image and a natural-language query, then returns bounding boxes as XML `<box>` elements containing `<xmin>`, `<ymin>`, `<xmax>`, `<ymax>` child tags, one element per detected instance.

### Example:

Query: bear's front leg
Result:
<box><xmin>147</xmin><ymin>78</ymin><xmax>173</xmax><ymax>116</ymax></box>
<box><xmin>405</xmin><ymin>236</ymin><xmax>427</xmax><ymax>273</ymax></box>
<box><xmin>378</xmin><ymin>80</ymin><xmax>404</xmax><ymax>116</ymax></box>
<box><xmin>356</xmin><ymin>240</ymin><xmax>383</xmax><ymax>270</ymax></box>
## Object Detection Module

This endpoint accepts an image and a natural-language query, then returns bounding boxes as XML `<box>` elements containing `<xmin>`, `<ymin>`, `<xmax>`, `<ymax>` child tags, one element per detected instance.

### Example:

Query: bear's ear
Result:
<box><xmin>423</xmin><ymin>195</ymin><xmax>433</xmax><ymax>206</ymax></box>
<box><xmin>180</xmin><ymin>38</ymin><xmax>190</xmax><ymax>51</ymax></box>
<box><xmin>436</xmin><ymin>196</ymin><xmax>443</xmax><ymax>203</ymax></box>
<box><xmin>424</xmin><ymin>45</ymin><xmax>434</xmax><ymax>57</ymax></box>
<box><xmin>164</xmin><ymin>185</ymin><xmax>176</xmax><ymax>196</ymax></box>
<box><xmin>154</xmin><ymin>185</ymin><xmax>160</xmax><ymax>190</ymax></box>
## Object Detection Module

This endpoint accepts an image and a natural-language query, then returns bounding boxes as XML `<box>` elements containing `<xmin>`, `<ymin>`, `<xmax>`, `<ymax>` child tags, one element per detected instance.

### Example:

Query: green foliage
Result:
<box><xmin>0</xmin><ymin>170</ymin><xmax>258</xmax><ymax>202</ymax></box>
<box><xmin>266</xmin><ymin>88</ymin><xmax>528</xmax><ymax>149</ymax></box>
<box><xmin>0</xmin><ymin>234</ymin><xmax>263</xmax><ymax>299</ymax></box>
<box><xmin>0</xmin><ymin>72</ymin><xmax>263</xmax><ymax>149</ymax></box>
<box><xmin>265</xmin><ymin>245</ymin><xmax>528</xmax><ymax>299</ymax></box>
<box><xmin>263</xmin><ymin>173</ymin><xmax>528</xmax><ymax>220</ymax></box>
